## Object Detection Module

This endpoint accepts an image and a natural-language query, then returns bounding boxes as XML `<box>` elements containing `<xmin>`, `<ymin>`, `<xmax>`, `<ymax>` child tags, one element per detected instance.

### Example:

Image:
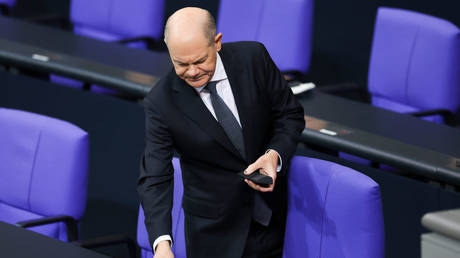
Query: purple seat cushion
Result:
<box><xmin>217</xmin><ymin>0</ymin><xmax>313</xmax><ymax>73</ymax></box>
<box><xmin>138</xmin><ymin>157</ymin><xmax>186</xmax><ymax>258</ymax></box>
<box><xmin>49</xmin><ymin>75</ymin><xmax>119</xmax><ymax>95</ymax></box>
<box><xmin>0</xmin><ymin>202</ymin><xmax>68</xmax><ymax>241</ymax></box>
<box><xmin>283</xmin><ymin>156</ymin><xmax>384</xmax><ymax>258</ymax></box>
<box><xmin>0</xmin><ymin>108</ymin><xmax>89</xmax><ymax>240</ymax></box>
<box><xmin>72</xmin><ymin>26</ymin><xmax>148</xmax><ymax>49</ymax></box>
<box><xmin>369</xmin><ymin>7</ymin><xmax>460</xmax><ymax>115</ymax></box>
<box><xmin>372</xmin><ymin>95</ymin><xmax>444</xmax><ymax>123</ymax></box>
<box><xmin>49</xmin><ymin>75</ymin><xmax>85</xmax><ymax>89</ymax></box>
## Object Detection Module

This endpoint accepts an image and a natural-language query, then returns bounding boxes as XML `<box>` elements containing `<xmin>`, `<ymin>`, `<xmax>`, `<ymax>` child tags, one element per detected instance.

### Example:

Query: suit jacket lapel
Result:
<box><xmin>220</xmin><ymin>48</ymin><xmax>257</xmax><ymax>162</ymax></box>
<box><xmin>172</xmin><ymin>77</ymin><xmax>243</xmax><ymax>160</ymax></box>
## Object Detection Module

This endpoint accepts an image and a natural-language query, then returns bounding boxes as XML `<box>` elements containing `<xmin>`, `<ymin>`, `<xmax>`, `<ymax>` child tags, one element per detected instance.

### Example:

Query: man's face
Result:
<box><xmin>167</xmin><ymin>33</ymin><xmax>222</xmax><ymax>88</ymax></box>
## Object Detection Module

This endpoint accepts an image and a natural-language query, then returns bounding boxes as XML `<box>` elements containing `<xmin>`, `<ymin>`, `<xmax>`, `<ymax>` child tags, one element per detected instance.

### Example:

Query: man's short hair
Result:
<box><xmin>203</xmin><ymin>11</ymin><xmax>216</xmax><ymax>45</ymax></box>
<box><xmin>164</xmin><ymin>8</ymin><xmax>216</xmax><ymax>46</ymax></box>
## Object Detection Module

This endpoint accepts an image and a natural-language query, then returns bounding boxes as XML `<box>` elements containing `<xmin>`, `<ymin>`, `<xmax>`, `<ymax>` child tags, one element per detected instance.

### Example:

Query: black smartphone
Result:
<box><xmin>238</xmin><ymin>169</ymin><xmax>273</xmax><ymax>187</ymax></box>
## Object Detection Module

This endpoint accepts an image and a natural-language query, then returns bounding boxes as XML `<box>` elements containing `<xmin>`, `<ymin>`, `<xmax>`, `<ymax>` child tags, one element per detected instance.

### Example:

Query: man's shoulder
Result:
<box><xmin>143</xmin><ymin>70</ymin><xmax>177</xmax><ymax>108</ymax></box>
<box><xmin>221</xmin><ymin>41</ymin><xmax>266</xmax><ymax>56</ymax></box>
<box><xmin>220</xmin><ymin>41</ymin><xmax>269</xmax><ymax>69</ymax></box>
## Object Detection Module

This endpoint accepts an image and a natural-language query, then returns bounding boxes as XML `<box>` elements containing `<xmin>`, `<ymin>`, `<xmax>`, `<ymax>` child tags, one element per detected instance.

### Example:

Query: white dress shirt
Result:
<box><xmin>153</xmin><ymin>53</ymin><xmax>281</xmax><ymax>253</ymax></box>
<box><xmin>194</xmin><ymin>52</ymin><xmax>241</xmax><ymax>126</ymax></box>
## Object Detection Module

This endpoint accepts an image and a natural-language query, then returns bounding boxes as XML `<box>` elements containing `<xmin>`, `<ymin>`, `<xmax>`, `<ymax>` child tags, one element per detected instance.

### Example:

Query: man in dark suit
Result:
<box><xmin>138</xmin><ymin>7</ymin><xmax>305</xmax><ymax>258</ymax></box>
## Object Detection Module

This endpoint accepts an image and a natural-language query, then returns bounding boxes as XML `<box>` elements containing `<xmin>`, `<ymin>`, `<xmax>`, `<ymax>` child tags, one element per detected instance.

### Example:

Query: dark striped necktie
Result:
<box><xmin>205</xmin><ymin>81</ymin><xmax>272</xmax><ymax>226</ymax></box>
<box><xmin>205</xmin><ymin>81</ymin><xmax>246</xmax><ymax>160</ymax></box>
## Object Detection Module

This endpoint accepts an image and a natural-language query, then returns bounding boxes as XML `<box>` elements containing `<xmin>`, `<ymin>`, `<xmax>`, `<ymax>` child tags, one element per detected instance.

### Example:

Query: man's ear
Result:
<box><xmin>215</xmin><ymin>33</ymin><xmax>222</xmax><ymax>51</ymax></box>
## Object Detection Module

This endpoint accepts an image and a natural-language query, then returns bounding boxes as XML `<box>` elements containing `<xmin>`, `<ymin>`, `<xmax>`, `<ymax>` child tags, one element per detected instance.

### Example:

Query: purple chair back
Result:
<box><xmin>217</xmin><ymin>0</ymin><xmax>313</xmax><ymax>73</ymax></box>
<box><xmin>71</xmin><ymin>0</ymin><xmax>164</xmax><ymax>45</ymax></box>
<box><xmin>283</xmin><ymin>156</ymin><xmax>384</xmax><ymax>258</ymax></box>
<box><xmin>368</xmin><ymin>7</ymin><xmax>460</xmax><ymax>123</ymax></box>
<box><xmin>137</xmin><ymin>157</ymin><xmax>186</xmax><ymax>258</ymax></box>
<box><xmin>0</xmin><ymin>108</ymin><xmax>89</xmax><ymax>241</ymax></box>
<box><xmin>52</xmin><ymin>0</ymin><xmax>165</xmax><ymax>92</ymax></box>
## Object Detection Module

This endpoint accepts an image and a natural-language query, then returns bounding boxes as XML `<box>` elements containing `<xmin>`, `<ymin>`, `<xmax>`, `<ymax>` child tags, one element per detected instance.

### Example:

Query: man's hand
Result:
<box><xmin>154</xmin><ymin>241</ymin><xmax>174</xmax><ymax>258</ymax></box>
<box><xmin>244</xmin><ymin>150</ymin><xmax>279</xmax><ymax>192</ymax></box>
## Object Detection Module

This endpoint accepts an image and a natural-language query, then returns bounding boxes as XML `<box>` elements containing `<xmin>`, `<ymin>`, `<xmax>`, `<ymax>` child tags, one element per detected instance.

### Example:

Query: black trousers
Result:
<box><xmin>241</xmin><ymin>219</ymin><xmax>285</xmax><ymax>258</ymax></box>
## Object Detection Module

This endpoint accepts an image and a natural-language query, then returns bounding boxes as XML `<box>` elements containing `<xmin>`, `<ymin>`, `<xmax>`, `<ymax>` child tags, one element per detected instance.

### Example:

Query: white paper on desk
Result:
<box><xmin>290</xmin><ymin>82</ymin><xmax>316</xmax><ymax>95</ymax></box>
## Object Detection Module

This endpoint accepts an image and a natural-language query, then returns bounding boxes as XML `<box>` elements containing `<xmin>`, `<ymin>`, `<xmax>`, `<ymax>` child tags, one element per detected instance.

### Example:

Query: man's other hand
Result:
<box><xmin>243</xmin><ymin>150</ymin><xmax>278</xmax><ymax>192</ymax></box>
<box><xmin>154</xmin><ymin>241</ymin><xmax>174</xmax><ymax>258</ymax></box>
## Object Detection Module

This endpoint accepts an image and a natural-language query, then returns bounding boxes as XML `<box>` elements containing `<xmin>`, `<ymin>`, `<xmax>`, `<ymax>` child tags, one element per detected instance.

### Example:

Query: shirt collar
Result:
<box><xmin>211</xmin><ymin>52</ymin><xmax>227</xmax><ymax>82</ymax></box>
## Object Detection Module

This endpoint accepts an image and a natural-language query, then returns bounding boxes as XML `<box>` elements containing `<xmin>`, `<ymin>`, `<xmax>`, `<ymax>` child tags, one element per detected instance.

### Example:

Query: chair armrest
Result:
<box><xmin>318</xmin><ymin>82</ymin><xmax>363</xmax><ymax>93</ymax></box>
<box><xmin>24</xmin><ymin>14</ymin><xmax>72</xmax><ymax>30</ymax></box>
<box><xmin>317</xmin><ymin>82</ymin><xmax>369</xmax><ymax>102</ymax></box>
<box><xmin>16</xmin><ymin>215</ymin><xmax>79</xmax><ymax>242</ymax></box>
<box><xmin>112</xmin><ymin>36</ymin><xmax>167</xmax><ymax>51</ymax></box>
<box><xmin>406</xmin><ymin>109</ymin><xmax>456</xmax><ymax>126</ymax></box>
<box><xmin>72</xmin><ymin>234</ymin><xmax>136</xmax><ymax>258</ymax></box>
<box><xmin>113</xmin><ymin>35</ymin><xmax>154</xmax><ymax>45</ymax></box>
<box><xmin>0</xmin><ymin>3</ymin><xmax>11</xmax><ymax>16</ymax></box>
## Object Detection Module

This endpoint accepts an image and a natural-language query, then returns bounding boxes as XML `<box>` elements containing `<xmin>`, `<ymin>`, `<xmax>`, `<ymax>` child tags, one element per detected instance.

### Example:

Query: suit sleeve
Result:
<box><xmin>259</xmin><ymin>43</ymin><xmax>305</xmax><ymax>175</ymax></box>
<box><xmin>137</xmin><ymin>96</ymin><xmax>175</xmax><ymax>249</ymax></box>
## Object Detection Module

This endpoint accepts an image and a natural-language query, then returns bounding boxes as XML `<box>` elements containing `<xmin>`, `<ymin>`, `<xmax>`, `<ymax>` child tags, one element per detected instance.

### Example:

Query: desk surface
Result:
<box><xmin>0</xmin><ymin>221</ymin><xmax>109</xmax><ymax>258</ymax></box>
<box><xmin>298</xmin><ymin>91</ymin><xmax>460</xmax><ymax>185</ymax></box>
<box><xmin>0</xmin><ymin>16</ymin><xmax>172</xmax><ymax>98</ymax></box>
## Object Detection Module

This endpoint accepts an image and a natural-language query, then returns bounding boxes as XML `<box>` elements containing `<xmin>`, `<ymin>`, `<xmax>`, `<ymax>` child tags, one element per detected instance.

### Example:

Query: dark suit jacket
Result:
<box><xmin>138</xmin><ymin>41</ymin><xmax>305</xmax><ymax>258</ymax></box>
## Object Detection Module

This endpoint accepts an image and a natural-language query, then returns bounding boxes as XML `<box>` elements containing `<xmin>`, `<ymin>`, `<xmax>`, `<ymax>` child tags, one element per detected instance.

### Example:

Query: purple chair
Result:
<box><xmin>52</xmin><ymin>0</ymin><xmax>165</xmax><ymax>93</ymax></box>
<box><xmin>138</xmin><ymin>157</ymin><xmax>186</xmax><ymax>258</ymax></box>
<box><xmin>369</xmin><ymin>7</ymin><xmax>460</xmax><ymax>124</ymax></box>
<box><xmin>341</xmin><ymin>7</ymin><xmax>460</xmax><ymax>166</ymax></box>
<box><xmin>70</xmin><ymin>0</ymin><xmax>164</xmax><ymax>48</ymax></box>
<box><xmin>217</xmin><ymin>0</ymin><xmax>313</xmax><ymax>77</ymax></box>
<box><xmin>0</xmin><ymin>108</ymin><xmax>89</xmax><ymax>241</ymax></box>
<box><xmin>137</xmin><ymin>155</ymin><xmax>384</xmax><ymax>258</ymax></box>
<box><xmin>283</xmin><ymin>156</ymin><xmax>385</xmax><ymax>258</ymax></box>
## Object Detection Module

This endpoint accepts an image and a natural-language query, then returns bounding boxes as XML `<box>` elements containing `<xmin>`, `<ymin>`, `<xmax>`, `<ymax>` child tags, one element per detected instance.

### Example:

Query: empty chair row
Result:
<box><xmin>46</xmin><ymin>0</ymin><xmax>314</xmax><ymax>93</ymax></box>
<box><xmin>0</xmin><ymin>108</ymin><xmax>384</xmax><ymax>258</ymax></box>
